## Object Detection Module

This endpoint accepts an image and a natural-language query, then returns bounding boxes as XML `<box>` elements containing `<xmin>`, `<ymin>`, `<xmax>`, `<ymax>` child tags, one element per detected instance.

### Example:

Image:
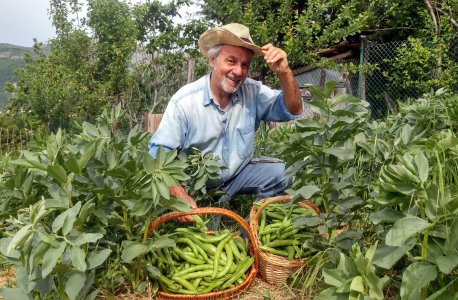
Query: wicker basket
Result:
<box><xmin>249</xmin><ymin>195</ymin><xmax>320</xmax><ymax>285</ymax></box>
<box><xmin>148</xmin><ymin>207</ymin><xmax>259</xmax><ymax>300</ymax></box>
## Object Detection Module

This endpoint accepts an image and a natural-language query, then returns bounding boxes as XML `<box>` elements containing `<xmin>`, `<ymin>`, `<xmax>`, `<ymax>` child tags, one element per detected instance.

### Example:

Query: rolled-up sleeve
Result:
<box><xmin>148</xmin><ymin>100</ymin><xmax>185</xmax><ymax>158</ymax></box>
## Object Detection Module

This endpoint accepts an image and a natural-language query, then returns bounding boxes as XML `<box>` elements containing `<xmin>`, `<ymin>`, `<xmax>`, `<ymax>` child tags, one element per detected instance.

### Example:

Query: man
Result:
<box><xmin>148</xmin><ymin>23</ymin><xmax>303</xmax><ymax>222</ymax></box>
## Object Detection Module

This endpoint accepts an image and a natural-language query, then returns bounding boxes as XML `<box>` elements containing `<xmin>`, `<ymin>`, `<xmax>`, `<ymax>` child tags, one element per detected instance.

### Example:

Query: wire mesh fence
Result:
<box><xmin>296</xmin><ymin>36</ymin><xmax>458</xmax><ymax>119</ymax></box>
<box><xmin>351</xmin><ymin>36</ymin><xmax>458</xmax><ymax>118</ymax></box>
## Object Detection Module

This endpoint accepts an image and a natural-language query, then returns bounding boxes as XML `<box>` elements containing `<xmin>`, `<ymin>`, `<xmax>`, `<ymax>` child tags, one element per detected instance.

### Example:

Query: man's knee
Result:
<box><xmin>258</xmin><ymin>161</ymin><xmax>291</xmax><ymax>197</ymax></box>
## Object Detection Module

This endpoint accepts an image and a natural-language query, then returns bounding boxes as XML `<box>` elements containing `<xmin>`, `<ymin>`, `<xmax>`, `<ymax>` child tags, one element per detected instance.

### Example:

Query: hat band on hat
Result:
<box><xmin>240</xmin><ymin>38</ymin><xmax>253</xmax><ymax>45</ymax></box>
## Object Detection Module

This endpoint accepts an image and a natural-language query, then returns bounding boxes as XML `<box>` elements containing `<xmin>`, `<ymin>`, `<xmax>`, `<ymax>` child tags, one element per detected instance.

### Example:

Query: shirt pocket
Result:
<box><xmin>236</xmin><ymin>125</ymin><xmax>255</xmax><ymax>160</ymax></box>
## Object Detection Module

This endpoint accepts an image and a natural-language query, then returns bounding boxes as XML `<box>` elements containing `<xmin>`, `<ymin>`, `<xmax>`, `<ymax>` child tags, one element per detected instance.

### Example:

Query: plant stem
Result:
<box><xmin>133</xmin><ymin>214</ymin><xmax>152</xmax><ymax>288</ymax></box>
<box><xmin>123</xmin><ymin>207</ymin><xmax>133</xmax><ymax>240</ymax></box>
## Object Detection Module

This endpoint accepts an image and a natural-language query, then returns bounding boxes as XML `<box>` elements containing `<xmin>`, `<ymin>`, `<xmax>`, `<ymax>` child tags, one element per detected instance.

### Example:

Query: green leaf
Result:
<box><xmin>7</xmin><ymin>225</ymin><xmax>32</xmax><ymax>255</ymax></box>
<box><xmin>147</xmin><ymin>237</ymin><xmax>175</xmax><ymax>250</ymax></box>
<box><xmin>42</xmin><ymin>242</ymin><xmax>66</xmax><ymax>278</ymax></box>
<box><xmin>105</xmin><ymin>167</ymin><xmax>130</xmax><ymax>178</ymax></box>
<box><xmin>37</xmin><ymin>231</ymin><xmax>60</xmax><ymax>248</ymax></box>
<box><xmin>47</xmin><ymin>164</ymin><xmax>68</xmax><ymax>184</ymax></box>
<box><xmin>365</xmin><ymin>272</ymin><xmax>387</xmax><ymax>300</ymax></box>
<box><xmin>82</xmin><ymin>122</ymin><xmax>99</xmax><ymax>138</ymax></box>
<box><xmin>400</xmin><ymin>262</ymin><xmax>437</xmax><ymax>300</ymax></box>
<box><xmin>87</xmin><ymin>249</ymin><xmax>112</xmax><ymax>269</ymax></box>
<box><xmin>385</xmin><ymin>165</ymin><xmax>419</xmax><ymax>183</ymax></box>
<box><xmin>436</xmin><ymin>254</ymin><xmax>458</xmax><ymax>274</ymax></box>
<box><xmin>146</xmin><ymin>264</ymin><xmax>161</xmax><ymax>278</ymax></box>
<box><xmin>0</xmin><ymin>237</ymin><xmax>19</xmax><ymax>259</ymax></box>
<box><xmin>294</xmin><ymin>185</ymin><xmax>321</xmax><ymax>200</ymax></box>
<box><xmin>296</xmin><ymin>119</ymin><xmax>322</xmax><ymax>129</ymax></box>
<box><xmin>349</xmin><ymin>276</ymin><xmax>364</xmax><ymax>293</ymax></box>
<box><xmin>11</xmin><ymin>158</ymin><xmax>47</xmax><ymax>171</ymax></box>
<box><xmin>156</xmin><ymin>146</ymin><xmax>167</xmax><ymax>167</ymax></box>
<box><xmin>65</xmin><ymin>156</ymin><xmax>80</xmax><ymax>174</ymax></box>
<box><xmin>29</xmin><ymin>243</ymin><xmax>51</xmax><ymax>276</ymax></box>
<box><xmin>315</xmin><ymin>287</ymin><xmax>347</xmax><ymax>300</ymax></box>
<box><xmin>73</xmin><ymin>233</ymin><xmax>103</xmax><ymax>246</ymax></box>
<box><xmin>155</xmin><ymin>180</ymin><xmax>170</xmax><ymax>199</ymax></box>
<box><xmin>75</xmin><ymin>200</ymin><xmax>95</xmax><ymax>225</ymax></box>
<box><xmin>106</xmin><ymin>148</ymin><xmax>117</xmax><ymax>169</ymax></box>
<box><xmin>373</xmin><ymin>240</ymin><xmax>415</xmax><ymax>269</ymax></box>
<box><xmin>414</xmin><ymin>152</ymin><xmax>429</xmax><ymax>183</ymax></box>
<box><xmin>444</xmin><ymin>218</ymin><xmax>458</xmax><ymax>252</ymax></box>
<box><xmin>292</xmin><ymin>216</ymin><xmax>322</xmax><ymax>227</ymax></box>
<box><xmin>46</xmin><ymin>183</ymin><xmax>69</xmax><ymax>208</ymax></box>
<box><xmin>143</xmin><ymin>154</ymin><xmax>155</xmax><ymax>173</ymax></box>
<box><xmin>385</xmin><ymin>216</ymin><xmax>430</xmax><ymax>247</ymax></box>
<box><xmin>365</xmin><ymin>242</ymin><xmax>378</xmax><ymax>262</ymax></box>
<box><xmin>425</xmin><ymin>277</ymin><xmax>458</xmax><ymax>300</ymax></box>
<box><xmin>194</xmin><ymin>174</ymin><xmax>207</xmax><ymax>191</ymax></box>
<box><xmin>379</xmin><ymin>181</ymin><xmax>416</xmax><ymax>194</ymax></box>
<box><xmin>15</xmin><ymin>267</ymin><xmax>30</xmax><ymax>293</ymax></box>
<box><xmin>400</xmin><ymin>124</ymin><xmax>412</xmax><ymax>145</ymax></box>
<box><xmin>324</xmin><ymin>147</ymin><xmax>354</xmax><ymax>160</ymax></box>
<box><xmin>161</xmin><ymin>197</ymin><xmax>193</xmax><ymax>212</ymax></box>
<box><xmin>305</xmin><ymin>84</ymin><xmax>326</xmax><ymax>100</ymax></box>
<box><xmin>160</xmin><ymin>172</ymin><xmax>178</xmax><ymax>187</ymax></box>
<box><xmin>322</xmin><ymin>268</ymin><xmax>346</xmax><ymax>287</ymax></box>
<box><xmin>77</xmin><ymin>142</ymin><xmax>96</xmax><ymax>170</ymax></box>
<box><xmin>65</xmin><ymin>271</ymin><xmax>86</xmax><ymax>300</ymax></box>
<box><xmin>324</xmin><ymin>81</ymin><xmax>338</xmax><ymax>98</ymax></box>
<box><xmin>130</xmin><ymin>199</ymin><xmax>154</xmax><ymax>216</ymax></box>
<box><xmin>52</xmin><ymin>210</ymin><xmax>69</xmax><ymax>233</ymax></box>
<box><xmin>0</xmin><ymin>288</ymin><xmax>33</xmax><ymax>300</ymax></box>
<box><xmin>369</xmin><ymin>208</ymin><xmax>404</xmax><ymax>225</ymax></box>
<box><xmin>62</xmin><ymin>202</ymin><xmax>82</xmax><ymax>236</ymax></box>
<box><xmin>329</xmin><ymin>93</ymin><xmax>360</xmax><ymax>107</ymax></box>
<box><xmin>121</xmin><ymin>241</ymin><xmax>147</xmax><ymax>262</ymax></box>
<box><xmin>70</xmin><ymin>246</ymin><xmax>87</xmax><ymax>272</ymax></box>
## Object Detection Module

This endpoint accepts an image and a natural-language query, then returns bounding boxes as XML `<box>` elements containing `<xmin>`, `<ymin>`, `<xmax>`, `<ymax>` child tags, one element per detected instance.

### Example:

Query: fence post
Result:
<box><xmin>187</xmin><ymin>59</ymin><xmax>195</xmax><ymax>84</ymax></box>
<box><xmin>358</xmin><ymin>35</ymin><xmax>367</xmax><ymax>100</ymax></box>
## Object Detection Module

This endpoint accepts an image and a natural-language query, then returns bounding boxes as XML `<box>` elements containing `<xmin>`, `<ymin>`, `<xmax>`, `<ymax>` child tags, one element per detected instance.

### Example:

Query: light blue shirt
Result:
<box><xmin>148</xmin><ymin>73</ymin><xmax>302</xmax><ymax>186</ymax></box>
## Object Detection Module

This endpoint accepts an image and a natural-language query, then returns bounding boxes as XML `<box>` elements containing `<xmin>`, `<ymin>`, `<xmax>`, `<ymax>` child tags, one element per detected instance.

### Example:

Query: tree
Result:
<box><xmin>6</xmin><ymin>0</ymin><xmax>211</xmax><ymax>132</ymax></box>
<box><xmin>120</xmin><ymin>0</ymin><xmax>211</xmax><ymax>126</ymax></box>
<box><xmin>199</xmin><ymin>0</ymin><xmax>457</xmax><ymax>89</ymax></box>
<box><xmin>6</xmin><ymin>35</ymin><xmax>106</xmax><ymax>131</ymax></box>
<box><xmin>87</xmin><ymin>0</ymin><xmax>138</xmax><ymax>105</ymax></box>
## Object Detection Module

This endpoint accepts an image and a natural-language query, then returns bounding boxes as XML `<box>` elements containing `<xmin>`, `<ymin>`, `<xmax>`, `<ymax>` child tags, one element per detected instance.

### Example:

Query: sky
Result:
<box><xmin>0</xmin><ymin>0</ymin><xmax>197</xmax><ymax>47</ymax></box>
<box><xmin>0</xmin><ymin>0</ymin><xmax>56</xmax><ymax>47</ymax></box>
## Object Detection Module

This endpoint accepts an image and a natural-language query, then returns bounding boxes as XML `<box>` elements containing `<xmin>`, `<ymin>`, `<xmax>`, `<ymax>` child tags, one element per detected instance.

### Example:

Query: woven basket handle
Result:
<box><xmin>148</xmin><ymin>207</ymin><xmax>258</xmax><ymax>265</ymax></box>
<box><xmin>253</xmin><ymin>195</ymin><xmax>292</xmax><ymax>221</ymax></box>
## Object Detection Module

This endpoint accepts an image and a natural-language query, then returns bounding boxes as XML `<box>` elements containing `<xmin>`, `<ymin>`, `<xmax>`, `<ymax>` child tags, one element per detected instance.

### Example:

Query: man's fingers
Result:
<box><xmin>177</xmin><ymin>214</ymin><xmax>195</xmax><ymax>222</ymax></box>
<box><xmin>261</xmin><ymin>43</ymin><xmax>274</xmax><ymax>50</ymax></box>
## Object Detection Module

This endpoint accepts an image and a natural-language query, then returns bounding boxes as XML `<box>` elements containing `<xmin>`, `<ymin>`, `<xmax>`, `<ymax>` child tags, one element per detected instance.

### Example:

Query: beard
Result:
<box><xmin>221</xmin><ymin>75</ymin><xmax>243</xmax><ymax>94</ymax></box>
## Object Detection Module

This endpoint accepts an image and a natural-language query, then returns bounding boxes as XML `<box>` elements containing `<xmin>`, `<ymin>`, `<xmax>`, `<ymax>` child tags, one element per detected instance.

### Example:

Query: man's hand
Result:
<box><xmin>261</xmin><ymin>43</ymin><xmax>302</xmax><ymax>115</ymax></box>
<box><xmin>169</xmin><ymin>185</ymin><xmax>197</xmax><ymax>222</ymax></box>
<box><xmin>261</xmin><ymin>43</ymin><xmax>290</xmax><ymax>75</ymax></box>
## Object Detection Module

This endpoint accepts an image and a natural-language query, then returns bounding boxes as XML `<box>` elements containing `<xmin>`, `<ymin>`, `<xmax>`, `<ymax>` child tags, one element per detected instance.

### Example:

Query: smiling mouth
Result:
<box><xmin>226</xmin><ymin>75</ymin><xmax>241</xmax><ymax>85</ymax></box>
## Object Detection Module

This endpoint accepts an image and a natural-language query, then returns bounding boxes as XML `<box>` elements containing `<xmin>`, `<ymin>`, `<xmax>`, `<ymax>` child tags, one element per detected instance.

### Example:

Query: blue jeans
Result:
<box><xmin>209</xmin><ymin>156</ymin><xmax>292</xmax><ymax>230</ymax></box>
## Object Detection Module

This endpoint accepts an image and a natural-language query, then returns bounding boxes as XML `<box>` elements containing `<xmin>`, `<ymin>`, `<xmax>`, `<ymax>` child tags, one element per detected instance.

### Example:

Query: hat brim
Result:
<box><xmin>198</xmin><ymin>27</ymin><xmax>263</xmax><ymax>57</ymax></box>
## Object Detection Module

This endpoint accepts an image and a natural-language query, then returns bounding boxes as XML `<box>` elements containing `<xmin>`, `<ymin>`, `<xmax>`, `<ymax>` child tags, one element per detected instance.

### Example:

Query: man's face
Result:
<box><xmin>210</xmin><ymin>45</ymin><xmax>254</xmax><ymax>94</ymax></box>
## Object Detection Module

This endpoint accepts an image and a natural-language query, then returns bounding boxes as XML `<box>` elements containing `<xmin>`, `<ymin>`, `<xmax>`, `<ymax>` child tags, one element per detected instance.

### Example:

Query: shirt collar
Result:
<box><xmin>203</xmin><ymin>72</ymin><xmax>241</xmax><ymax>106</ymax></box>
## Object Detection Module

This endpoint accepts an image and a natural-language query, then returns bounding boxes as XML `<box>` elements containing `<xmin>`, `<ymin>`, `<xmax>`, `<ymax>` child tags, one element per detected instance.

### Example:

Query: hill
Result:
<box><xmin>0</xmin><ymin>43</ymin><xmax>32</xmax><ymax>109</ymax></box>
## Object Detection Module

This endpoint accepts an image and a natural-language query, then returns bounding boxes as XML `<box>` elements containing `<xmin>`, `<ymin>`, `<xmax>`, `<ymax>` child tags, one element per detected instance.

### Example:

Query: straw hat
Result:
<box><xmin>198</xmin><ymin>23</ymin><xmax>262</xmax><ymax>57</ymax></box>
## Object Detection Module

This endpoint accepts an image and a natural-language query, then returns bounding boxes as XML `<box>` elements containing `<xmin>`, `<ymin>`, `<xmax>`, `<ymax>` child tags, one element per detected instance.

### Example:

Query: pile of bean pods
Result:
<box><xmin>148</xmin><ymin>225</ymin><xmax>254</xmax><ymax>295</ymax></box>
<box><xmin>256</xmin><ymin>202</ymin><xmax>318</xmax><ymax>260</ymax></box>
